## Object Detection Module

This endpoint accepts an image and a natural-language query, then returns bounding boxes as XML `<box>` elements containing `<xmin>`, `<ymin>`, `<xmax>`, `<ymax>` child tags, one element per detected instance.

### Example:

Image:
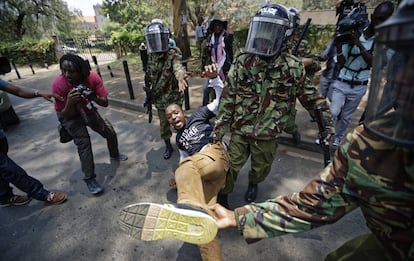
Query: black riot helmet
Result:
<box><xmin>363</xmin><ymin>0</ymin><xmax>414</xmax><ymax>147</ymax></box>
<box><xmin>286</xmin><ymin>7</ymin><xmax>300</xmax><ymax>39</ymax></box>
<box><xmin>145</xmin><ymin>22</ymin><xmax>170</xmax><ymax>53</ymax></box>
<box><xmin>245</xmin><ymin>4</ymin><xmax>290</xmax><ymax>57</ymax></box>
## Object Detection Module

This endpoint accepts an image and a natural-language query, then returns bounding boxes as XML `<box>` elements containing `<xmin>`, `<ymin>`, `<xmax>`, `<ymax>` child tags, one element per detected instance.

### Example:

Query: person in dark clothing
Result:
<box><xmin>201</xmin><ymin>15</ymin><xmax>234</xmax><ymax>106</ymax></box>
<box><xmin>0</xmin><ymin>77</ymin><xmax>67</xmax><ymax>206</ymax></box>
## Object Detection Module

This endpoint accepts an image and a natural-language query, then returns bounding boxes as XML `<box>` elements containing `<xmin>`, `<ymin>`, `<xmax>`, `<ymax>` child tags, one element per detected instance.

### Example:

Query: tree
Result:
<box><xmin>172</xmin><ymin>0</ymin><xmax>191</xmax><ymax>60</ymax></box>
<box><xmin>0</xmin><ymin>0</ymin><xmax>72</xmax><ymax>42</ymax></box>
<box><xmin>102</xmin><ymin>0</ymin><xmax>171</xmax><ymax>53</ymax></box>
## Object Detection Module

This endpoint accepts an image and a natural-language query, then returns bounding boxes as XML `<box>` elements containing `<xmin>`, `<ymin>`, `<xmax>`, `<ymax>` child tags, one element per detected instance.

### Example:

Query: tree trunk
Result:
<box><xmin>15</xmin><ymin>12</ymin><xmax>26</xmax><ymax>40</ymax></box>
<box><xmin>172</xmin><ymin>0</ymin><xmax>191</xmax><ymax>60</ymax></box>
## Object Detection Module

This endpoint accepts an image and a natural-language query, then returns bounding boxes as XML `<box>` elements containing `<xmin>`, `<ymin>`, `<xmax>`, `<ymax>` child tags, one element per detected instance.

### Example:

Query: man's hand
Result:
<box><xmin>178</xmin><ymin>79</ymin><xmax>188</xmax><ymax>92</ymax></box>
<box><xmin>41</xmin><ymin>92</ymin><xmax>63</xmax><ymax>103</ymax></box>
<box><xmin>201</xmin><ymin>63</ymin><xmax>219</xmax><ymax>79</ymax></box>
<box><xmin>350</xmin><ymin>29</ymin><xmax>361</xmax><ymax>46</ymax></box>
<box><xmin>67</xmin><ymin>89</ymin><xmax>85</xmax><ymax>106</ymax></box>
<box><xmin>208</xmin><ymin>203</ymin><xmax>237</xmax><ymax>229</ymax></box>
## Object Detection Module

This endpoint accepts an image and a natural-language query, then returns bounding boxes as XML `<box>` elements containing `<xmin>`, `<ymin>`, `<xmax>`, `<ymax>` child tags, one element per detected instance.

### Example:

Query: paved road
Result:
<box><xmin>0</xmin><ymin>66</ymin><xmax>369</xmax><ymax>261</ymax></box>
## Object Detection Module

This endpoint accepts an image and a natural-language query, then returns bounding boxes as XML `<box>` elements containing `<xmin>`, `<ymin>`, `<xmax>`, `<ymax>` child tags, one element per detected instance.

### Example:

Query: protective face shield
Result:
<box><xmin>363</xmin><ymin>0</ymin><xmax>414</xmax><ymax>147</ymax></box>
<box><xmin>145</xmin><ymin>22</ymin><xmax>170</xmax><ymax>53</ymax></box>
<box><xmin>245</xmin><ymin>4</ymin><xmax>290</xmax><ymax>57</ymax></box>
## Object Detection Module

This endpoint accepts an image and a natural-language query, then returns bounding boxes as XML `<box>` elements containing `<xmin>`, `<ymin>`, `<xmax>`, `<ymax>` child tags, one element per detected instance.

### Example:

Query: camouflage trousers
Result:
<box><xmin>221</xmin><ymin>134</ymin><xmax>278</xmax><ymax>194</ymax></box>
<box><xmin>325</xmin><ymin>233</ymin><xmax>394</xmax><ymax>261</ymax></box>
<box><xmin>157</xmin><ymin>108</ymin><xmax>172</xmax><ymax>140</ymax></box>
<box><xmin>284</xmin><ymin>108</ymin><xmax>298</xmax><ymax>134</ymax></box>
<box><xmin>175</xmin><ymin>142</ymin><xmax>229</xmax><ymax>261</ymax></box>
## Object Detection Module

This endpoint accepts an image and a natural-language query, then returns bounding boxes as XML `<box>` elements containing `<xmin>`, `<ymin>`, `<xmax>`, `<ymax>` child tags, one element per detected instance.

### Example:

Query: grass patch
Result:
<box><xmin>107</xmin><ymin>54</ymin><xmax>142</xmax><ymax>72</ymax></box>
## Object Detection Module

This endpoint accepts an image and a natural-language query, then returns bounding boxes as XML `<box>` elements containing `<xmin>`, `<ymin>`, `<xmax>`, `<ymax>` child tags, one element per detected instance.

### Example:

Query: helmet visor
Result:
<box><xmin>245</xmin><ymin>16</ymin><xmax>287</xmax><ymax>57</ymax></box>
<box><xmin>364</xmin><ymin>43</ymin><xmax>414</xmax><ymax>147</ymax></box>
<box><xmin>145</xmin><ymin>24</ymin><xmax>170</xmax><ymax>53</ymax></box>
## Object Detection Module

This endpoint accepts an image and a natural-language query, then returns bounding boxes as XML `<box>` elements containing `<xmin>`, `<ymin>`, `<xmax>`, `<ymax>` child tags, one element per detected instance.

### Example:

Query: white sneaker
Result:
<box><xmin>118</xmin><ymin>203</ymin><xmax>218</xmax><ymax>245</ymax></box>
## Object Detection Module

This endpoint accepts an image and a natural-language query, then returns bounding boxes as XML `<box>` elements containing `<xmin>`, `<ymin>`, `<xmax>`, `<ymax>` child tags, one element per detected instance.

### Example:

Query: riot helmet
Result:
<box><xmin>145</xmin><ymin>22</ymin><xmax>170</xmax><ymax>53</ymax></box>
<box><xmin>286</xmin><ymin>7</ymin><xmax>300</xmax><ymax>39</ymax></box>
<box><xmin>363</xmin><ymin>0</ymin><xmax>414</xmax><ymax>147</ymax></box>
<box><xmin>245</xmin><ymin>4</ymin><xmax>290</xmax><ymax>57</ymax></box>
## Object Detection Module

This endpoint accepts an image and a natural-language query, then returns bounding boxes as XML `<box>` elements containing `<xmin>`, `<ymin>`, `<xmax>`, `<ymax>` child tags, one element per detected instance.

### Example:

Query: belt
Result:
<box><xmin>337</xmin><ymin>77</ymin><xmax>368</xmax><ymax>86</ymax></box>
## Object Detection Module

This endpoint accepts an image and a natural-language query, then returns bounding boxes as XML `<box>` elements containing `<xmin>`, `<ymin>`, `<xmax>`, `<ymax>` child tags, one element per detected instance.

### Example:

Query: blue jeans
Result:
<box><xmin>330</xmin><ymin>80</ymin><xmax>367</xmax><ymax>141</ymax></box>
<box><xmin>319</xmin><ymin>75</ymin><xmax>335</xmax><ymax>101</ymax></box>
<box><xmin>0</xmin><ymin>151</ymin><xmax>49</xmax><ymax>201</ymax></box>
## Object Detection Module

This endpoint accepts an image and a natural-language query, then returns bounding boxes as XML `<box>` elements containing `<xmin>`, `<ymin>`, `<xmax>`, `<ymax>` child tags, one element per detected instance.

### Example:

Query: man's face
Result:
<box><xmin>61</xmin><ymin>60</ymin><xmax>81</xmax><ymax>85</ymax></box>
<box><xmin>254</xmin><ymin>37</ymin><xmax>273</xmax><ymax>53</ymax></box>
<box><xmin>213</xmin><ymin>21</ymin><xmax>225</xmax><ymax>35</ymax></box>
<box><xmin>165</xmin><ymin>104</ymin><xmax>186</xmax><ymax>130</ymax></box>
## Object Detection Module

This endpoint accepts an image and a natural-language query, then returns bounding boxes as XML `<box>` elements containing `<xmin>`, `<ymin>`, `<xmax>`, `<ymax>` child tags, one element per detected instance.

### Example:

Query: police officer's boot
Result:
<box><xmin>163</xmin><ymin>139</ymin><xmax>173</xmax><ymax>159</ymax></box>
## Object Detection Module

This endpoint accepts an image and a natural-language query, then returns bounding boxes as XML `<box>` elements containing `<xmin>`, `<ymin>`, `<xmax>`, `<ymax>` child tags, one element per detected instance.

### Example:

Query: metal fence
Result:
<box><xmin>60</xmin><ymin>36</ymin><xmax>117</xmax><ymax>62</ymax></box>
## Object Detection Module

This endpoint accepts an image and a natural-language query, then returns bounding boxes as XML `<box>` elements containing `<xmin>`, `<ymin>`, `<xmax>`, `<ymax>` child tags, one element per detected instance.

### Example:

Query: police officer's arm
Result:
<box><xmin>210</xmin><ymin>144</ymin><xmax>359</xmax><ymax>238</ymax></box>
<box><xmin>297</xmin><ymin>76</ymin><xmax>334</xmax><ymax>138</ymax></box>
<box><xmin>212</xmin><ymin>64</ymin><xmax>236</xmax><ymax>142</ymax></box>
<box><xmin>0</xmin><ymin>80</ymin><xmax>62</xmax><ymax>102</ymax></box>
<box><xmin>171</xmin><ymin>50</ymin><xmax>189</xmax><ymax>92</ymax></box>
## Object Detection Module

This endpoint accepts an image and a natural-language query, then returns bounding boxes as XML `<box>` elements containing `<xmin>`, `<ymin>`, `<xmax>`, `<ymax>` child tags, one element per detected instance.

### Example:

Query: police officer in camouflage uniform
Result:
<box><xmin>283</xmin><ymin>8</ymin><xmax>323</xmax><ymax>145</ymax></box>
<box><xmin>208</xmin><ymin>1</ymin><xmax>414</xmax><ymax>259</ymax></box>
<box><xmin>213</xmin><ymin>4</ymin><xmax>333</xmax><ymax>205</ymax></box>
<box><xmin>145</xmin><ymin>21</ymin><xmax>189</xmax><ymax>159</ymax></box>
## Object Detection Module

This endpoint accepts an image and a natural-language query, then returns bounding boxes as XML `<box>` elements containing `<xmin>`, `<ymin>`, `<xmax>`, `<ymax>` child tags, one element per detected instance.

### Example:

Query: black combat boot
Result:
<box><xmin>163</xmin><ymin>139</ymin><xmax>173</xmax><ymax>159</ymax></box>
<box><xmin>244</xmin><ymin>182</ymin><xmax>258</xmax><ymax>203</ymax></box>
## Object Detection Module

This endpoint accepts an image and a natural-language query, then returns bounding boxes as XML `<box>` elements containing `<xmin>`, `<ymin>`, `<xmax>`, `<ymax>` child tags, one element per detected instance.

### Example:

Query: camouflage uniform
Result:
<box><xmin>233</xmin><ymin>125</ymin><xmax>413</xmax><ymax>260</ymax></box>
<box><xmin>284</xmin><ymin>38</ymin><xmax>322</xmax><ymax>135</ymax></box>
<box><xmin>213</xmin><ymin>52</ymin><xmax>332</xmax><ymax>194</ymax></box>
<box><xmin>147</xmin><ymin>47</ymin><xmax>186</xmax><ymax>140</ymax></box>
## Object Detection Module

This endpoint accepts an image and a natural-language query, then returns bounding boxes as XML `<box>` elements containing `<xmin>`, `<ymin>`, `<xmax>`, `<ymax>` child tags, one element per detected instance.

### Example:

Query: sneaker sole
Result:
<box><xmin>118</xmin><ymin>203</ymin><xmax>218</xmax><ymax>245</ymax></box>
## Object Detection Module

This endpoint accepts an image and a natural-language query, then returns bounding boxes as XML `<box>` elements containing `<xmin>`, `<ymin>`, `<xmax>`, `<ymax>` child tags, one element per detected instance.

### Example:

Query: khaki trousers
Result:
<box><xmin>175</xmin><ymin>142</ymin><xmax>229</xmax><ymax>261</ymax></box>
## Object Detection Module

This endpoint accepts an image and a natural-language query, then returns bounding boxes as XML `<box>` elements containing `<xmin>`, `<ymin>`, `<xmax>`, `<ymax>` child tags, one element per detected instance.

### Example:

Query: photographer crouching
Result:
<box><xmin>330</xmin><ymin>1</ymin><xmax>394</xmax><ymax>147</ymax></box>
<box><xmin>52</xmin><ymin>54</ymin><xmax>127</xmax><ymax>195</ymax></box>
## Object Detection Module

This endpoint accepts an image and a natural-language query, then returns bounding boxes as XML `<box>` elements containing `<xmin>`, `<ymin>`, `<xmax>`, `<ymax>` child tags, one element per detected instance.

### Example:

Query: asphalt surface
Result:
<box><xmin>0</xmin><ymin>63</ymin><xmax>369</xmax><ymax>261</ymax></box>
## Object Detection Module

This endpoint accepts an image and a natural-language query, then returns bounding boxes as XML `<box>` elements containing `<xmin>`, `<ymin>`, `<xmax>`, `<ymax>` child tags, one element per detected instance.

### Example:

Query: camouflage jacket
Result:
<box><xmin>147</xmin><ymin>47</ymin><xmax>186</xmax><ymax>110</ymax></box>
<box><xmin>234</xmin><ymin>125</ymin><xmax>414</xmax><ymax>260</ymax></box>
<box><xmin>286</xmin><ymin>38</ymin><xmax>321</xmax><ymax>79</ymax></box>
<box><xmin>213</xmin><ymin>52</ymin><xmax>332</xmax><ymax>141</ymax></box>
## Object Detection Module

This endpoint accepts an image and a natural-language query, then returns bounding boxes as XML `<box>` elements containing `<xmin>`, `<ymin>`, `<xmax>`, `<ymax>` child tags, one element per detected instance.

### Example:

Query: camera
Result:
<box><xmin>335</xmin><ymin>2</ymin><xmax>369</xmax><ymax>44</ymax></box>
<box><xmin>74</xmin><ymin>84</ymin><xmax>97</xmax><ymax>101</ymax></box>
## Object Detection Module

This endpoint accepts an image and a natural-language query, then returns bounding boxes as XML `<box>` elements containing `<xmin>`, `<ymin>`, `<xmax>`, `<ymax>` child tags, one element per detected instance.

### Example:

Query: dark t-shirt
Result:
<box><xmin>175</xmin><ymin>106</ymin><xmax>215</xmax><ymax>156</ymax></box>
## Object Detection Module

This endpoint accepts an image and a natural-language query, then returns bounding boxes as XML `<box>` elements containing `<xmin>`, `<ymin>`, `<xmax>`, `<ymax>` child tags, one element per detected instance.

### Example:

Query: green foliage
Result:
<box><xmin>0</xmin><ymin>0</ymin><xmax>73</xmax><ymax>41</ymax></box>
<box><xmin>0</xmin><ymin>38</ymin><xmax>56</xmax><ymax>66</ymax></box>
<box><xmin>302</xmin><ymin>24</ymin><xmax>336</xmax><ymax>53</ymax></box>
<box><xmin>304</xmin><ymin>0</ymin><xmax>401</xmax><ymax>10</ymax></box>
<box><xmin>102</xmin><ymin>0</ymin><xmax>171</xmax><ymax>55</ymax></box>
<box><xmin>110</xmin><ymin>30</ymin><xmax>144</xmax><ymax>53</ymax></box>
